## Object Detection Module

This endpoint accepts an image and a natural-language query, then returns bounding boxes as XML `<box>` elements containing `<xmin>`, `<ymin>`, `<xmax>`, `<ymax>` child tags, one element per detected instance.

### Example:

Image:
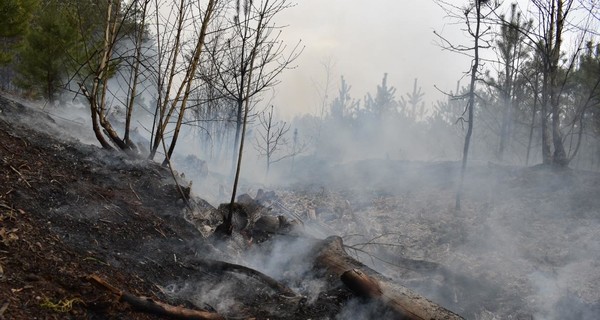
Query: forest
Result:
<box><xmin>0</xmin><ymin>0</ymin><xmax>600</xmax><ymax>319</ymax></box>
<box><xmin>1</xmin><ymin>1</ymin><xmax>599</xmax><ymax>176</ymax></box>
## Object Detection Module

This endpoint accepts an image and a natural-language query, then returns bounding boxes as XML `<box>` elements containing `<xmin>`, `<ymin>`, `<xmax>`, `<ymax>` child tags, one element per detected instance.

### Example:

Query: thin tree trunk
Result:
<box><xmin>161</xmin><ymin>0</ymin><xmax>218</xmax><ymax>165</ymax></box>
<box><xmin>231</xmin><ymin>98</ymin><xmax>244</xmax><ymax>176</ymax></box>
<box><xmin>456</xmin><ymin>2</ymin><xmax>481</xmax><ymax>211</ymax></box>
<box><xmin>149</xmin><ymin>0</ymin><xmax>186</xmax><ymax>160</ymax></box>
<box><xmin>525</xmin><ymin>87</ymin><xmax>538</xmax><ymax>166</ymax></box>
<box><xmin>226</xmin><ymin>0</ymin><xmax>270</xmax><ymax>234</ymax></box>
<box><xmin>550</xmin><ymin>0</ymin><xmax>568</xmax><ymax>166</ymax></box>
<box><xmin>124</xmin><ymin>0</ymin><xmax>148</xmax><ymax>151</ymax></box>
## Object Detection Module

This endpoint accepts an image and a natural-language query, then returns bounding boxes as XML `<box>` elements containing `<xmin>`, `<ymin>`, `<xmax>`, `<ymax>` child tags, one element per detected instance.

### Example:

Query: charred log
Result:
<box><xmin>314</xmin><ymin>236</ymin><xmax>464</xmax><ymax>320</ymax></box>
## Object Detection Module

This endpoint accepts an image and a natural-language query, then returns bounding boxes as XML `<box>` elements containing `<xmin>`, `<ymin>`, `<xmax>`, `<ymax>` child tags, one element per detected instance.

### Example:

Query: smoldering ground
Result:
<box><xmin>3</xmin><ymin>88</ymin><xmax>599</xmax><ymax>320</ymax></box>
<box><xmin>268</xmin><ymin>159</ymin><xmax>600</xmax><ymax>319</ymax></box>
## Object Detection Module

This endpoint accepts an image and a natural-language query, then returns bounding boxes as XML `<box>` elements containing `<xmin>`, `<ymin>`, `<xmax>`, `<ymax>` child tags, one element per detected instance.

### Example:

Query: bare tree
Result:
<box><xmin>434</xmin><ymin>0</ymin><xmax>498</xmax><ymax>210</ymax></box>
<box><xmin>254</xmin><ymin>105</ymin><xmax>305</xmax><ymax>178</ymax></box>
<box><xmin>313</xmin><ymin>57</ymin><xmax>335</xmax><ymax>147</ymax></box>
<box><xmin>77</xmin><ymin>0</ymin><xmax>140</xmax><ymax>151</ymax></box>
<box><xmin>513</xmin><ymin>0</ymin><xmax>597</xmax><ymax>166</ymax></box>
<box><xmin>193</xmin><ymin>0</ymin><xmax>301</xmax><ymax>235</ymax></box>
<box><xmin>147</xmin><ymin>0</ymin><xmax>220</xmax><ymax>165</ymax></box>
<box><xmin>75</xmin><ymin>0</ymin><xmax>219</xmax><ymax>162</ymax></box>
<box><xmin>203</xmin><ymin>0</ymin><xmax>302</xmax><ymax>177</ymax></box>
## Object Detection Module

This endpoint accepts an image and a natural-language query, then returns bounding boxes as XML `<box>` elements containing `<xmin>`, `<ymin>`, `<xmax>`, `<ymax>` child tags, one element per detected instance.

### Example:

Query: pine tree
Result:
<box><xmin>15</xmin><ymin>0</ymin><xmax>82</xmax><ymax>102</ymax></box>
<box><xmin>0</xmin><ymin>0</ymin><xmax>38</xmax><ymax>65</ymax></box>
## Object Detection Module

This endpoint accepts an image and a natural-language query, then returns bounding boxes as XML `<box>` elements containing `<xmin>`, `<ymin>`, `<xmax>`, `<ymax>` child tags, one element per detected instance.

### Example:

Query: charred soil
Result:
<box><xmin>1</xmin><ymin>94</ymin><xmax>600</xmax><ymax>320</ymax></box>
<box><xmin>0</xmin><ymin>96</ymin><xmax>354</xmax><ymax>319</ymax></box>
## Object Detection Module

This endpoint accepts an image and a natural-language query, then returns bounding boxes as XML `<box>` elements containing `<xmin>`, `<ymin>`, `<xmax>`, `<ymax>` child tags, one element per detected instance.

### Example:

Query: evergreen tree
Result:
<box><xmin>0</xmin><ymin>0</ymin><xmax>38</xmax><ymax>65</ymax></box>
<box><xmin>399</xmin><ymin>78</ymin><xmax>426</xmax><ymax>121</ymax></box>
<box><xmin>15</xmin><ymin>0</ymin><xmax>81</xmax><ymax>102</ymax></box>
<box><xmin>492</xmin><ymin>4</ymin><xmax>531</xmax><ymax>161</ymax></box>
<box><xmin>364</xmin><ymin>73</ymin><xmax>397</xmax><ymax>119</ymax></box>
<box><xmin>330</xmin><ymin>76</ymin><xmax>353</xmax><ymax>121</ymax></box>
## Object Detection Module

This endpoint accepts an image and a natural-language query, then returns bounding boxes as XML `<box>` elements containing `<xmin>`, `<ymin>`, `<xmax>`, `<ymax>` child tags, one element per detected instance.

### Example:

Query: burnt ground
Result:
<box><xmin>0</xmin><ymin>95</ymin><xmax>357</xmax><ymax>320</ymax></box>
<box><xmin>1</xmin><ymin>93</ymin><xmax>600</xmax><ymax>320</ymax></box>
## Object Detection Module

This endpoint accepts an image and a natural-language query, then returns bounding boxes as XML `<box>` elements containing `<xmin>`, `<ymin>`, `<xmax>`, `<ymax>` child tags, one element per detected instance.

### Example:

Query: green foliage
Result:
<box><xmin>16</xmin><ymin>0</ymin><xmax>82</xmax><ymax>101</ymax></box>
<box><xmin>0</xmin><ymin>0</ymin><xmax>38</xmax><ymax>65</ymax></box>
<box><xmin>364</xmin><ymin>73</ymin><xmax>398</xmax><ymax>118</ymax></box>
<box><xmin>14</xmin><ymin>0</ymin><xmax>143</xmax><ymax>101</ymax></box>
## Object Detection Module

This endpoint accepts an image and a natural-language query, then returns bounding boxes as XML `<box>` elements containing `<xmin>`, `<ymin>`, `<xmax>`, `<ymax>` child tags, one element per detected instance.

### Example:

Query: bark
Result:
<box><xmin>549</xmin><ymin>0</ymin><xmax>568</xmax><ymax>166</ymax></box>
<box><xmin>314</xmin><ymin>236</ymin><xmax>464</xmax><ymax>320</ymax></box>
<box><xmin>540</xmin><ymin>72</ymin><xmax>552</xmax><ymax>164</ymax></box>
<box><xmin>87</xmin><ymin>275</ymin><xmax>224</xmax><ymax>320</ymax></box>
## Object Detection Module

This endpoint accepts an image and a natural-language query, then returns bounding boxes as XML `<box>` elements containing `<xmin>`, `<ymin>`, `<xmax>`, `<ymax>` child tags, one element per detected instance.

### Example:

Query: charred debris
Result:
<box><xmin>2</xmin><ymin>94</ymin><xmax>600</xmax><ymax>319</ymax></box>
<box><xmin>0</xmin><ymin>95</ymin><xmax>463</xmax><ymax>319</ymax></box>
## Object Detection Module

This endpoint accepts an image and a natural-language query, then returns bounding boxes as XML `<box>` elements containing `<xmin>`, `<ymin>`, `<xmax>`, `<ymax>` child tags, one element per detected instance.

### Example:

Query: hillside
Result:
<box><xmin>0</xmin><ymin>95</ymin><xmax>359</xmax><ymax>319</ymax></box>
<box><xmin>1</xmin><ymin>94</ymin><xmax>600</xmax><ymax>319</ymax></box>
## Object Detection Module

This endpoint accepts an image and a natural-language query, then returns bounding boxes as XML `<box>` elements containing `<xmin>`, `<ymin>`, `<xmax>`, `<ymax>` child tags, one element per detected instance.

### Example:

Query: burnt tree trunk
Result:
<box><xmin>313</xmin><ymin>236</ymin><xmax>464</xmax><ymax>320</ymax></box>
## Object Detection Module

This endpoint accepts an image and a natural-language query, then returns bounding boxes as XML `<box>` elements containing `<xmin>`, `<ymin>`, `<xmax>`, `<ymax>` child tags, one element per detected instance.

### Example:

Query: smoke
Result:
<box><xmin>335</xmin><ymin>298</ymin><xmax>397</xmax><ymax>320</ymax></box>
<box><xmin>4</xmin><ymin>28</ymin><xmax>599</xmax><ymax>317</ymax></box>
<box><xmin>241</xmin><ymin>236</ymin><xmax>328</xmax><ymax>304</ymax></box>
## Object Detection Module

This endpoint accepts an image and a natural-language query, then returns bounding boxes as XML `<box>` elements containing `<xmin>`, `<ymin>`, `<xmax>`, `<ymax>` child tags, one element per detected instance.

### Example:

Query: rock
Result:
<box><xmin>254</xmin><ymin>215</ymin><xmax>280</xmax><ymax>233</ymax></box>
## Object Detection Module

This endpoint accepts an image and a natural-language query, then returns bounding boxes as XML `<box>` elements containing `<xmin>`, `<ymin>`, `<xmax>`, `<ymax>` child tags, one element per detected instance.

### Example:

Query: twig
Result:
<box><xmin>154</xmin><ymin>227</ymin><xmax>167</xmax><ymax>238</ymax></box>
<box><xmin>159</xmin><ymin>132</ymin><xmax>192</xmax><ymax>210</ymax></box>
<box><xmin>9</xmin><ymin>166</ymin><xmax>31</xmax><ymax>188</ymax></box>
<box><xmin>129</xmin><ymin>183</ymin><xmax>141</xmax><ymax>201</ymax></box>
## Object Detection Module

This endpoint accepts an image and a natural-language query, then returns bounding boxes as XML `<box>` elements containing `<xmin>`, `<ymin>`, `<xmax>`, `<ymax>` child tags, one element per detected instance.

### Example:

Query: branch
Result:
<box><xmin>87</xmin><ymin>275</ymin><xmax>224</xmax><ymax>320</ymax></box>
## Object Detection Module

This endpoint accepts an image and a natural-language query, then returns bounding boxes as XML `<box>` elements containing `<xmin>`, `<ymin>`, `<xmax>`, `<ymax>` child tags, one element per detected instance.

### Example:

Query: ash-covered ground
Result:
<box><xmin>1</xmin><ymin>94</ymin><xmax>599</xmax><ymax>319</ymax></box>
<box><xmin>260</xmin><ymin>159</ymin><xmax>600</xmax><ymax>319</ymax></box>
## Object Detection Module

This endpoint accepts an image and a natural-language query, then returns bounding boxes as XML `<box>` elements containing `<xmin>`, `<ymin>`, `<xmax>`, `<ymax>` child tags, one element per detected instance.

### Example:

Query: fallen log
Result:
<box><xmin>314</xmin><ymin>236</ymin><xmax>464</xmax><ymax>320</ymax></box>
<box><xmin>87</xmin><ymin>275</ymin><xmax>224</xmax><ymax>320</ymax></box>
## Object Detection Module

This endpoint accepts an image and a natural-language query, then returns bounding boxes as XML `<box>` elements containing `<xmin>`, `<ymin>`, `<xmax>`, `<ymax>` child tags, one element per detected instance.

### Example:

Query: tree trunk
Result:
<box><xmin>549</xmin><ymin>0</ymin><xmax>568</xmax><ymax>166</ymax></box>
<box><xmin>314</xmin><ymin>236</ymin><xmax>464</xmax><ymax>320</ymax></box>
<box><xmin>525</xmin><ymin>88</ymin><xmax>538</xmax><ymax>166</ymax></box>
<box><xmin>456</xmin><ymin>1</ymin><xmax>481</xmax><ymax>211</ymax></box>
<box><xmin>231</xmin><ymin>98</ymin><xmax>244</xmax><ymax>177</ymax></box>
<box><xmin>163</xmin><ymin>0</ymin><xmax>218</xmax><ymax>165</ymax></box>
<box><xmin>541</xmin><ymin>70</ymin><xmax>553</xmax><ymax>164</ymax></box>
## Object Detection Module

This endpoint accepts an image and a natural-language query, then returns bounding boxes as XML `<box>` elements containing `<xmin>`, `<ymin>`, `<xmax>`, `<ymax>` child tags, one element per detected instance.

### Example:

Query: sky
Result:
<box><xmin>270</xmin><ymin>0</ymin><xmax>600</xmax><ymax>120</ymax></box>
<box><xmin>272</xmin><ymin>0</ymin><xmax>474</xmax><ymax>120</ymax></box>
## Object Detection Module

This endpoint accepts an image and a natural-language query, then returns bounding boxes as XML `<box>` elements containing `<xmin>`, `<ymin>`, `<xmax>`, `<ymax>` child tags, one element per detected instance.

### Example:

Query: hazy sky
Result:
<box><xmin>272</xmin><ymin>0</ymin><xmax>473</xmax><ymax>119</ymax></box>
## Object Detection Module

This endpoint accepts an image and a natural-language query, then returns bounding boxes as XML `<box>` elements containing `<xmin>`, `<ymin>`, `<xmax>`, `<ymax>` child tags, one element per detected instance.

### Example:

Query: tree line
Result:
<box><xmin>1</xmin><ymin>1</ymin><xmax>599</xmax><ymax>182</ymax></box>
<box><xmin>288</xmin><ymin>1</ymin><xmax>599</xmax><ymax>175</ymax></box>
<box><xmin>1</xmin><ymin>0</ymin><xmax>302</xmax><ymax>232</ymax></box>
